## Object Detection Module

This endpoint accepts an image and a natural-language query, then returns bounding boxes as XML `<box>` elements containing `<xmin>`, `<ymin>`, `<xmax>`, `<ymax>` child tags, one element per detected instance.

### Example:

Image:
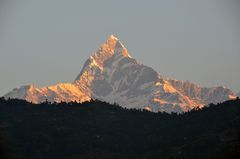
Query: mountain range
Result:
<box><xmin>4</xmin><ymin>35</ymin><xmax>237</xmax><ymax>113</ymax></box>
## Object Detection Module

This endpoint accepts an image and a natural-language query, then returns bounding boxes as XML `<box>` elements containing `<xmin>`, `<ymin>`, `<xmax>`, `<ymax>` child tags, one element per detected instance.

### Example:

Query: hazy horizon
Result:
<box><xmin>0</xmin><ymin>0</ymin><xmax>240</xmax><ymax>96</ymax></box>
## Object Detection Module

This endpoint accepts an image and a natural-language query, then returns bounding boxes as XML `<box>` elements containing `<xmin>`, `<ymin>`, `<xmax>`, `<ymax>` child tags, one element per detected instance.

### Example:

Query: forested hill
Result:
<box><xmin>0</xmin><ymin>97</ymin><xmax>239</xmax><ymax>159</ymax></box>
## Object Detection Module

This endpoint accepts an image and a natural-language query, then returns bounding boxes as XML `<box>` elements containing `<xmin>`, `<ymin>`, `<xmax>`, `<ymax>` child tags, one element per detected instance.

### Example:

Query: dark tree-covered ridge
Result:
<box><xmin>0</xmin><ymin>97</ymin><xmax>239</xmax><ymax>159</ymax></box>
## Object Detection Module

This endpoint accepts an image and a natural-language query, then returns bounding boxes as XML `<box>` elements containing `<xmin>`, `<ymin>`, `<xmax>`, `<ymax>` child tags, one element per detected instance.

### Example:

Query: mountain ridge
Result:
<box><xmin>4</xmin><ymin>35</ymin><xmax>237</xmax><ymax>113</ymax></box>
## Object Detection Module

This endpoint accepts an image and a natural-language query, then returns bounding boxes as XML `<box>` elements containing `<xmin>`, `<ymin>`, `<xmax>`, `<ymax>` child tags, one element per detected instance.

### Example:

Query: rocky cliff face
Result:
<box><xmin>4</xmin><ymin>35</ymin><xmax>236</xmax><ymax>113</ymax></box>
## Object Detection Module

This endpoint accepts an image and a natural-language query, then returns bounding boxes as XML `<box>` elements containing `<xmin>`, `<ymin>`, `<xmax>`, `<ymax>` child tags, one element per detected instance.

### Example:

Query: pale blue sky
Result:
<box><xmin>0</xmin><ymin>0</ymin><xmax>239</xmax><ymax>96</ymax></box>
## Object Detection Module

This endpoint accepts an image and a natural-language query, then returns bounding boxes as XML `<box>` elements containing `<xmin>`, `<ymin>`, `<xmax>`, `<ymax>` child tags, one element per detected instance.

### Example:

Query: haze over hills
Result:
<box><xmin>4</xmin><ymin>35</ymin><xmax>237</xmax><ymax>113</ymax></box>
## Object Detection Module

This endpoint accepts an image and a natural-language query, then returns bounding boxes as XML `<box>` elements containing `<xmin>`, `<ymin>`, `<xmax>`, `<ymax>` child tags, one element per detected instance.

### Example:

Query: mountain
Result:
<box><xmin>4</xmin><ymin>84</ymin><xmax>90</xmax><ymax>103</ymax></box>
<box><xmin>4</xmin><ymin>35</ymin><xmax>236</xmax><ymax>113</ymax></box>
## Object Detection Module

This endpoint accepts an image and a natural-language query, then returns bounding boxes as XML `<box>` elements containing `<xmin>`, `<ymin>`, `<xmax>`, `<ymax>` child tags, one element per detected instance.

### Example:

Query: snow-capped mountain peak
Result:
<box><xmin>75</xmin><ymin>35</ymin><xmax>131</xmax><ymax>81</ymax></box>
<box><xmin>4</xmin><ymin>35</ymin><xmax>237</xmax><ymax>113</ymax></box>
<box><xmin>99</xmin><ymin>35</ymin><xmax>130</xmax><ymax>58</ymax></box>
